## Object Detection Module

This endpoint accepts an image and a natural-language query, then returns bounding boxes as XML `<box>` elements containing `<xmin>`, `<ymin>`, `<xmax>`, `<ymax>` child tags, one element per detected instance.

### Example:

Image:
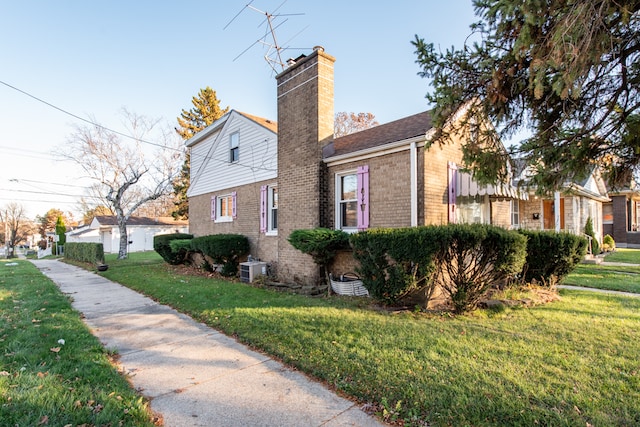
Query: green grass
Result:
<box><xmin>0</xmin><ymin>259</ymin><xmax>158</xmax><ymax>426</ymax></box>
<box><xmin>93</xmin><ymin>252</ymin><xmax>640</xmax><ymax>426</ymax></box>
<box><xmin>564</xmin><ymin>264</ymin><xmax>640</xmax><ymax>293</ymax></box>
<box><xmin>602</xmin><ymin>248</ymin><xmax>640</xmax><ymax>264</ymax></box>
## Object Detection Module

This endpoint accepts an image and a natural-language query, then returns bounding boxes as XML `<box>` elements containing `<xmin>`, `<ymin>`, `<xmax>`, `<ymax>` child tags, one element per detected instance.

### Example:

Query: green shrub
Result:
<box><xmin>168</xmin><ymin>239</ymin><xmax>192</xmax><ymax>264</ymax></box>
<box><xmin>65</xmin><ymin>242</ymin><xmax>105</xmax><ymax>264</ymax></box>
<box><xmin>288</xmin><ymin>228</ymin><xmax>350</xmax><ymax>282</ymax></box>
<box><xmin>518</xmin><ymin>229</ymin><xmax>588</xmax><ymax>285</ymax></box>
<box><xmin>430</xmin><ymin>224</ymin><xmax>527</xmax><ymax>313</ymax></box>
<box><xmin>351</xmin><ymin>224</ymin><xmax>526</xmax><ymax>312</ymax></box>
<box><xmin>350</xmin><ymin>227</ymin><xmax>439</xmax><ymax>305</ymax></box>
<box><xmin>602</xmin><ymin>234</ymin><xmax>616</xmax><ymax>252</ymax></box>
<box><xmin>153</xmin><ymin>233</ymin><xmax>194</xmax><ymax>265</ymax></box>
<box><xmin>190</xmin><ymin>234</ymin><xmax>249</xmax><ymax>276</ymax></box>
<box><xmin>584</xmin><ymin>216</ymin><xmax>601</xmax><ymax>255</ymax></box>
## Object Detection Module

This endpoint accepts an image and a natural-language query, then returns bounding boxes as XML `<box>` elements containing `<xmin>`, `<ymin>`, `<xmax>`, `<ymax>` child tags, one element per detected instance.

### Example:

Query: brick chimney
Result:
<box><xmin>276</xmin><ymin>46</ymin><xmax>336</xmax><ymax>285</ymax></box>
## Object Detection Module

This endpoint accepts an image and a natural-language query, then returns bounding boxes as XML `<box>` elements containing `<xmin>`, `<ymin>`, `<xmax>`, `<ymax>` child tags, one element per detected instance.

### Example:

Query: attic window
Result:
<box><xmin>229</xmin><ymin>132</ymin><xmax>239</xmax><ymax>163</ymax></box>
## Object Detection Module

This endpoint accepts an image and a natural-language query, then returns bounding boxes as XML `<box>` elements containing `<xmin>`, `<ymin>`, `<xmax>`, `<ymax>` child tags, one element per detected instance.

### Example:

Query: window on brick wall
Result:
<box><xmin>211</xmin><ymin>192</ymin><xmax>236</xmax><ymax>223</ymax></box>
<box><xmin>260</xmin><ymin>185</ymin><xmax>278</xmax><ymax>234</ymax></box>
<box><xmin>457</xmin><ymin>195</ymin><xmax>491</xmax><ymax>224</ymax></box>
<box><xmin>335</xmin><ymin>166</ymin><xmax>369</xmax><ymax>231</ymax></box>
<box><xmin>602</xmin><ymin>202</ymin><xmax>613</xmax><ymax>225</ymax></box>
<box><xmin>511</xmin><ymin>199</ymin><xmax>520</xmax><ymax>228</ymax></box>
<box><xmin>229</xmin><ymin>132</ymin><xmax>239</xmax><ymax>163</ymax></box>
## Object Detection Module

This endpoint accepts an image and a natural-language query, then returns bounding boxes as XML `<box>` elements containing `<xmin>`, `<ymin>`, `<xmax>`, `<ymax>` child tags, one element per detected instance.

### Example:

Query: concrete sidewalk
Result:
<box><xmin>31</xmin><ymin>259</ymin><xmax>385</xmax><ymax>427</ymax></box>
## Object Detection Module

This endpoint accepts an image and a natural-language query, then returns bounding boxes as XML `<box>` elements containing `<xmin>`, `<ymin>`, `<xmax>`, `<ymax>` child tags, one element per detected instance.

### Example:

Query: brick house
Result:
<box><xmin>603</xmin><ymin>179</ymin><xmax>640</xmax><ymax>248</ymax></box>
<box><xmin>187</xmin><ymin>47</ymin><xmax>524</xmax><ymax>285</ymax></box>
<box><xmin>513</xmin><ymin>165</ymin><xmax>609</xmax><ymax>247</ymax></box>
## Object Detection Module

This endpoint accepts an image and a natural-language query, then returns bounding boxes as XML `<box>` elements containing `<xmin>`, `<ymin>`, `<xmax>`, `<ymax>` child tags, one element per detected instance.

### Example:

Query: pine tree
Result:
<box><xmin>172</xmin><ymin>87</ymin><xmax>229</xmax><ymax>219</ymax></box>
<box><xmin>55</xmin><ymin>216</ymin><xmax>66</xmax><ymax>246</ymax></box>
<box><xmin>413</xmin><ymin>0</ymin><xmax>640</xmax><ymax>192</ymax></box>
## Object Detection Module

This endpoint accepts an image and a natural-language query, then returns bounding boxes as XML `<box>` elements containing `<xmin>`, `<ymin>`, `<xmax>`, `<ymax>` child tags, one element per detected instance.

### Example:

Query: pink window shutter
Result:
<box><xmin>357</xmin><ymin>165</ymin><xmax>370</xmax><ymax>230</ymax></box>
<box><xmin>448</xmin><ymin>162</ymin><xmax>457</xmax><ymax>224</ymax></box>
<box><xmin>231</xmin><ymin>192</ymin><xmax>237</xmax><ymax>219</ymax></box>
<box><xmin>260</xmin><ymin>185</ymin><xmax>267</xmax><ymax>233</ymax></box>
<box><xmin>211</xmin><ymin>196</ymin><xmax>217</xmax><ymax>221</ymax></box>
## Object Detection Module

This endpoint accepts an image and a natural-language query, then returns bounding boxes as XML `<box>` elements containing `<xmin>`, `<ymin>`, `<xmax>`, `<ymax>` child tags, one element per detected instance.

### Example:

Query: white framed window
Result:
<box><xmin>212</xmin><ymin>193</ymin><xmax>236</xmax><ymax>223</ymax></box>
<box><xmin>268</xmin><ymin>186</ymin><xmax>278</xmax><ymax>233</ymax></box>
<box><xmin>229</xmin><ymin>132</ymin><xmax>239</xmax><ymax>163</ymax></box>
<box><xmin>260</xmin><ymin>185</ymin><xmax>278</xmax><ymax>235</ymax></box>
<box><xmin>334</xmin><ymin>166</ymin><xmax>369</xmax><ymax>231</ymax></box>
<box><xmin>336</xmin><ymin>172</ymin><xmax>357</xmax><ymax>230</ymax></box>
<box><xmin>456</xmin><ymin>195</ymin><xmax>490</xmax><ymax>224</ymax></box>
<box><xmin>511</xmin><ymin>199</ymin><xmax>520</xmax><ymax>228</ymax></box>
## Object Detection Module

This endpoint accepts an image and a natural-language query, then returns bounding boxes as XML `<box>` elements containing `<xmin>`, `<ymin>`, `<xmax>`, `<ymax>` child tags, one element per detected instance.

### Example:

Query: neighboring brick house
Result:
<box><xmin>513</xmin><ymin>165</ymin><xmax>609</xmax><ymax>246</ymax></box>
<box><xmin>187</xmin><ymin>46</ymin><xmax>524</xmax><ymax>286</ymax></box>
<box><xmin>603</xmin><ymin>179</ymin><xmax>640</xmax><ymax>248</ymax></box>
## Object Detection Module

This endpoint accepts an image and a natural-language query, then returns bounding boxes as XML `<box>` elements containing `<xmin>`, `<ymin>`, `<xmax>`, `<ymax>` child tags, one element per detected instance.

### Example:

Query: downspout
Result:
<box><xmin>554</xmin><ymin>191</ymin><xmax>561</xmax><ymax>232</ymax></box>
<box><xmin>410</xmin><ymin>142</ymin><xmax>418</xmax><ymax>227</ymax></box>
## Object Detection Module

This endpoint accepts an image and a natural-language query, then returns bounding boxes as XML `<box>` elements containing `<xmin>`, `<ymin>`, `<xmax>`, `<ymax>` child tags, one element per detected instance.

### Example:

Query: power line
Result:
<box><xmin>8</xmin><ymin>178</ymin><xmax>89</xmax><ymax>189</ymax></box>
<box><xmin>0</xmin><ymin>79</ymin><xmax>173</xmax><ymax>152</ymax></box>
<box><xmin>0</xmin><ymin>188</ymin><xmax>91</xmax><ymax>198</ymax></box>
<box><xmin>0</xmin><ymin>80</ymin><xmax>277</xmax><ymax>173</ymax></box>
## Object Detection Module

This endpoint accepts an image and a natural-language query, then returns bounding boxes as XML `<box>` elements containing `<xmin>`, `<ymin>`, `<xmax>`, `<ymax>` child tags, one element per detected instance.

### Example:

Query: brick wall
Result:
<box><xmin>276</xmin><ymin>47</ymin><xmax>336</xmax><ymax>285</ymax></box>
<box><xmin>422</xmin><ymin>136</ymin><xmax>465</xmax><ymax>225</ymax></box>
<box><xmin>187</xmin><ymin>181</ymin><xmax>278</xmax><ymax>267</ymax></box>
<box><xmin>326</xmin><ymin>151</ymin><xmax>414</xmax><ymax>229</ymax></box>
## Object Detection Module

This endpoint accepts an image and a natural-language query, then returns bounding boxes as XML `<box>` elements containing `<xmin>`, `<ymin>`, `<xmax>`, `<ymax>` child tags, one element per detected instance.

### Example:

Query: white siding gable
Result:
<box><xmin>187</xmin><ymin>110</ymin><xmax>278</xmax><ymax>197</ymax></box>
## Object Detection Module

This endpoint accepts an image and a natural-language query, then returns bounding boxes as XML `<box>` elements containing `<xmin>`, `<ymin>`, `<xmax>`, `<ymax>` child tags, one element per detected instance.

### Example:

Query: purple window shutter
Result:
<box><xmin>211</xmin><ymin>196</ymin><xmax>217</xmax><ymax>221</ymax></box>
<box><xmin>357</xmin><ymin>165</ymin><xmax>370</xmax><ymax>230</ymax></box>
<box><xmin>260</xmin><ymin>185</ymin><xmax>267</xmax><ymax>233</ymax></box>
<box><xmin>231</xmin><ymin>192</ymin><xmax>237</xmax><ymax>219</ymax></box>
<box><xmin>448</xmin><ymin>162</ymin><xmax>457</xmax><ymax>224</ymax></box>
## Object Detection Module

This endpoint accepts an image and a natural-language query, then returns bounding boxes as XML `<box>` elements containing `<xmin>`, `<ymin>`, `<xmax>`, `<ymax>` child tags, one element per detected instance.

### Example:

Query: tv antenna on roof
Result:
<box><xmin>224</xmin><ymin>1</ymin><xmax>308</xmax><ymax>74</ymax></box>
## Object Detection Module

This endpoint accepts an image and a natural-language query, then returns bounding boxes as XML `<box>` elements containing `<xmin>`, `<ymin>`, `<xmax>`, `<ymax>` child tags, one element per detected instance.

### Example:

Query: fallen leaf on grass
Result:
<box><xmin>50</xmin><ymin>347</ymin><xmax>61</xmax><ymax>353</ymax></box>
<box><xmin>38</xmin><ymin>415</ymin><xmax>48</xmax><ymax>425</ymax></box>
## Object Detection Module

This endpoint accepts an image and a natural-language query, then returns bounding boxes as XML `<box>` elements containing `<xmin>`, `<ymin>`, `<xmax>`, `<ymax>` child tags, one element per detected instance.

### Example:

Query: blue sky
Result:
<box><xmin>0</xmin><ymin>0</ymin><xmax>479</xmax><ymax>218</ymax></box>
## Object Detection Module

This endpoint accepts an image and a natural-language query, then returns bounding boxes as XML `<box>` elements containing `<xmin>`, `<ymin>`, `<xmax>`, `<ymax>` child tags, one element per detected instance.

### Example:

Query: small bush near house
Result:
<box><xmin>431</xmin><ymin>224</ymin><xmax>527</xmax><ymax>313</ymax></box>
<box><xmin>168</xmin><ymin>239</ymin><xmax>192</xmax><ymax>264</ymax></box>
<box><xmin>350</xmin><ymin>227</ymin><xmax>440</xmax><ymax>306</ymax></box>
<box><xmin>602</xmin><ymin>234</ymin><xmax>616</xmax><ymax>252</ymax></box>
<box><xmin>153</xmin><ymin>233</ymin><xmax>194</xmax><ymax>265</ymax></box>
<box><xmin>518</xmin><ymin>229</ymin><xmax>588</xmax><ymax>285</ymax></box>
<box><xmin>288</xmin><ymin>228</ymin><xmax>350</xmax><ymax>281</ymax></box>
<box><xmin>190</xmin><ymin>234</ymin><xmax>249</xmax><ymax>276</ymax></box>
<box><xmin>584</xmin><ymin>216</ymin><xmax>601</xmax><ymax>255</ymax></box>
<box><xmin>64</xmin><ymin>242</ymin><xmax>105</xmax><ymax>264</ymax></box>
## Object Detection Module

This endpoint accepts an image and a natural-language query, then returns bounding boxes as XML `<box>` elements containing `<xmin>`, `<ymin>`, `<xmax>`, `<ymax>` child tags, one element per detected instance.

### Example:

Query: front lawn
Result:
<box><xmin>602</xmin><ymin>247</ymin><xmax>640</xmax><ymax>264</ymax></box>
<box><xmin>95</xmin><ymin>252</ymin><xmax>640</xmax><ymax>426</ymax></box>
<box><xmin>0</xmin><ymin>259</ymin><xmax>158</xmax><ymax>426</ymax></box>
<box><xmin>564</xmin><ymin>264</ymin><xmax>640</xmax><ymax>293</ymax></box>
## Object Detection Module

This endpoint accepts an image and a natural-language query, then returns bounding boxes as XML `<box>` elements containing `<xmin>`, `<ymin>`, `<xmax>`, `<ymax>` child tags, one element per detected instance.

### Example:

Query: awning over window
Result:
<box><xmin>457</xmin><ymin>171</ymin><xmax>528</xmax><ymax>200</ymax></box>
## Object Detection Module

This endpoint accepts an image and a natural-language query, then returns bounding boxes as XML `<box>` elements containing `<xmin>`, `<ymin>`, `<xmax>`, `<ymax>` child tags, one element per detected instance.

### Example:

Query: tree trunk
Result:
<box><xmin>117</xmin><ymin>221</ymin><xmax>128</xmax><ymax>259</ymax></box>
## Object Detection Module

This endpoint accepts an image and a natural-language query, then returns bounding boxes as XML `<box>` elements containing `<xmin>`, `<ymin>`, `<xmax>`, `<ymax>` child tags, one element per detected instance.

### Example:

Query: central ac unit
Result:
<box><xmin>240</xmin><ymin>261</ymin><xmax>267</xmax><ymax>283</ymax></box>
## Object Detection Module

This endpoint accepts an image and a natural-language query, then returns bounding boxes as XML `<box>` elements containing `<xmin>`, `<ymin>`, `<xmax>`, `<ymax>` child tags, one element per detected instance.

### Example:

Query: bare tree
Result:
<box><xmin>66</xmin><ymin>109</ymin><xmax>182</xmax><ymax>259</ymax></box>
<box><xmin>334</xmin><ymin>112</ymin><xmax>379</xmax><ymax>137</ymax></box>
<box><xmin>1</xmin><ymin>203</ymin><xmax>33</xmax><ymax>258</ymax></box>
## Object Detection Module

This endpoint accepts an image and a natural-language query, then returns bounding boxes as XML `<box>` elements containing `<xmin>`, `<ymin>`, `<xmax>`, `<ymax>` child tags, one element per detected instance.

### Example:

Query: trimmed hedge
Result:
<box><xmin>288</xmin><ymin>228</ymin><xmax>350</xmax><ymax>274</ymax></box>
<box><xmin>153</xmin><ymin>233</ymin><xmax>194</xmax><ymax>265</ymax></box>
<box><xmin>430</xmin><ymin>224</ymin><xmax>527</xmax><ymax>313</ymax></box>
<box><xmin>190</xmin><ymin>234</ymin><xmax>249</xmax><ymax>276</ymax></box>
<box><xmin>350</xmin><ymin>224</ymin><xmax>527</xmax><ymax>312</ymax></box>
<box><xmin>65</xmin><ymin>242</ymin><xmax>105</xmax><ymax>264</ymax></box>
<box><xmin>350</xmin><ymin>227</ymin><xmax>439</xmax><ymax>305</ymax></box>
<box><xmin>518</xmin><ymin>229</ymin><xmax>588</xmax><ymax>285</ymax></box>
